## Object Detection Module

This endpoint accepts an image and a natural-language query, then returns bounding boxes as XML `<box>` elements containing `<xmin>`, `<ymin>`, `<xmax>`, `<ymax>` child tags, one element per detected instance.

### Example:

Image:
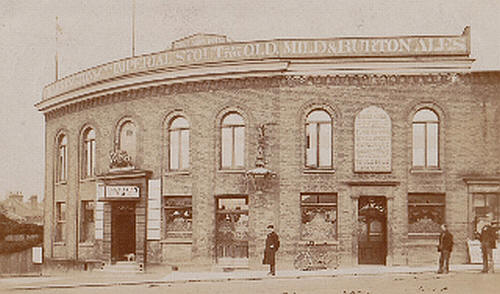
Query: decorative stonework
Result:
<box><xmin>45</xmin><ymin>73</ymin><xmax>472</xmax><ymax>121</ymax></box>
<box><xmin>109</xmin><ymin>150</ymin><xmax>134</xmax><ymax>170</ymax></box>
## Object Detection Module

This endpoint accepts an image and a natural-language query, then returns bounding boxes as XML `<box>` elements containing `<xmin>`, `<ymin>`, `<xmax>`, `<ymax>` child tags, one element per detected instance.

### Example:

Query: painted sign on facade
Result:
<box><xmin>43</xmin><ymin>29</ymin><xmax>470</xmax><ymax>100</ymax></box>
<box><xmin>105</xmin><ymin>185</ymin><xmax>140</xmax><ymax>198</ymax></box>
<box><xmin>354</xmin><ymin>106</ymin><xmax>391</xmax><ymax>172</ymax></box>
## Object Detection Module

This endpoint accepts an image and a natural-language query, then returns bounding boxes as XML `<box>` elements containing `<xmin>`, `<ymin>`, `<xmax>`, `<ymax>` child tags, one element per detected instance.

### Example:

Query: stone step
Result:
<box><xmin>101</xmin><ymin>262</ymin><xmax>143</xmax><ymax>273</ymax></box>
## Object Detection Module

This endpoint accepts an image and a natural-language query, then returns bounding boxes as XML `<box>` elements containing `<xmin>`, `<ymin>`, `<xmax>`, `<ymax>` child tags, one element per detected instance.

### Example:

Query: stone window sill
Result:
<box><xmin>298</xmin><ymin>240</ymin><xmax>339</xmax><ymax>246</ymax></box>
<box><xmin>217</xmin><ymin>169</ymin><xmax>246</xmax><ymax>174</ymax></box>
<box><xmin>54</xmin><ymin>242</ymin><xmax>66</xmax><ymax>246</ymax></box>
<box><xmin>161</xmin><ymin>238</ymin><xmax>193</xmax><ymax>245</ymax></box>
<box><xmin>408</xmin><ymin>233</ymin><xmax>440</xmax><ymax>239</ymax></box>
<box><xmin>410</xmin><ymin>168</ymin><xmax>443</xmax><ymax>174</ymax></box>
<box><xmin>303</xmin><ymin>169</ymin><xmax>336</xmax><ymax>174</ymax></box>
<box><xmin>165</xmin><ymin>170</ymin><xmax>191</xmax><ymax>176</ymax></box>
<box><xmin>80</xmin><ymin>177</ymin><xmax>96</xmax><ymax>183</ymax></box>
<box><xmin>78</xmin><ymin>242</ymin><xmax>95</xmax><ymax>247</ymax></box>
<box><xmin>55</xmin><ymin>181</ymin><xmax>67</xmax><ymax>186</ymax></box>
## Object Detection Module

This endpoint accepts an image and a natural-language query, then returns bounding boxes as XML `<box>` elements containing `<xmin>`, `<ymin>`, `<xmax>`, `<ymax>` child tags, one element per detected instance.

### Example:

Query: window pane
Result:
<box><xmin>221</xmin><ymin>127</ymin><xmax>232</xmax><ymax>168</ymax></box>
<box><xmin>301</xmin><ymin>195</ymin><xmax>317</xmax><ymax>203</ymax></box>
<box><xmin>170</xmin><ymin>117</ymin><xmax>189</xmax><ymax>129</ymax></box>
<box><xmin>318</xmin><ymin>123</ymin><xmax>331</xmax><ymax>167</ymax></box>
<box><xmin>307</xmin><ymin>110</ymin><xmax>331</xmax><ymax>123</ymax></box>
<box><xmin>413</xmin><ymin>109</ymin><xmax>438</xmax><ymax>122</ymax></box>
<box><xmin>412</xmin><ymin>124</ymin><xmax>425</xmax><ymax>166</ymax></box>
<box><xmin>234</xmin><ymin>127</ymin><xmax>245</xmax><ymax>167</ymax></box>
<box><xmin>301</xmin><ymin>194</ymin><xmax>337</xmax><ymax>240</ymax></box>
<box><xmin>59</xmin><ymin>145</ymin><xmax>66</xmax><ymax>181</ymax></box>
<box><xmin>87</xmin><ymin>129</ymin><xmax>95</xmax><ymax>139</ymax></box>
<box><xmin>170</xmin><ymin>131</ymin><xmax>179</xmax><ymax>170</ymax></box>
<box><xmin>318</xmin><ymin>195</ymin><xmax>337</xmax><ymax>203</ymax></box>
<box><xmin>473</xmin><ymin>194</ymin><xmax>485</xmax><ymax>207</ymax></box>
<box><xmin>91</xmin><ymin>140</ymin><xmax>96</xmax><ymax>176</ymax></box>
<box><xmin>180</xmin><ymin>130</ymin><xmax>190</xmax><ymax>169</ymax></box>
<box><xmin>86</xmin><ymin>142</ymin><xmax>91</xmax><ymax>176</ymax></box>
<box><xmin>408</xmin><ymin>194</ymin><xmax>445</xmax><ymax>233</ymax></box>
<box><xmin>222</xmin><ymin>113</ymin><xmax>244</xmax><ymax>125</ymax></box>
<box><xmin>80</xmin><ymin>201</ymin><xmax>94</xmax><ymax>243</ymax></box>
<box><xmin>427</xmin><ymin>123</ymin><xmax>438</xmax><ymax>167</ymax></box>
<box><xmin>120</xmin><ymin>122</ymin><xmax>136</xmax><ymax>160</ymax></box>
<box><xmin>306</xmin><ymin>124</ymin><xmax>317</xmax><ymax>166</ymax></box>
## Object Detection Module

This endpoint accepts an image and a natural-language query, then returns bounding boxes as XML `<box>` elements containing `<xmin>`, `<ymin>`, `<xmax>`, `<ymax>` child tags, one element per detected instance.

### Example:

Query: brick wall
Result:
<box><xmin>42</xmin><ymin>73</ymin><xmax>500</xmax><ymax>268</ymax></box>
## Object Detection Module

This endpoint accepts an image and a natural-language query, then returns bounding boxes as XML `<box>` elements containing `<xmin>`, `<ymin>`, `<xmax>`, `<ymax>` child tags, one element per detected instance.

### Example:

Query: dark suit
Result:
<box><xmin>263</xmin><ymin>231</ymin><xmax>280</xmax><ymax>275</ymax></box>
<box><xmin>437</xmin><ymin>229</ymin><xmax>453</xmax><ymax>273</ymax></box>
<box><xmin>480</xmin><ymin>224</ymin><xmax>498</xmax><ymax>273</ymax></box>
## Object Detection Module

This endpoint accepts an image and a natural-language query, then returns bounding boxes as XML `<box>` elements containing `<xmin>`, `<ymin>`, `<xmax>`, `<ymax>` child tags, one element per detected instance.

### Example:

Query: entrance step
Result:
<box><xmin>101</xmin><ymin>261</ymin><xmax>144</xmax><ymax>273</ymax></box>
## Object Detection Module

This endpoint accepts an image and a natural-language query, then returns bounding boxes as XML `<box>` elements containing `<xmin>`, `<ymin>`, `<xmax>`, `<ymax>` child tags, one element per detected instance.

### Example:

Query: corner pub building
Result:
<box><xmin>36</xmin><ymin>27</ymin><xmax>500</xmax><ymax>271</ymax></box>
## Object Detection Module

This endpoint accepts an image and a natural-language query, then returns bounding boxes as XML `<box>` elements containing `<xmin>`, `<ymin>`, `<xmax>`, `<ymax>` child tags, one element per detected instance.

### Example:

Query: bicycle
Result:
<box><xmin>293</xmin><ymin>241</ymin><xmax>336</xmax><ymax>271</ymax></box>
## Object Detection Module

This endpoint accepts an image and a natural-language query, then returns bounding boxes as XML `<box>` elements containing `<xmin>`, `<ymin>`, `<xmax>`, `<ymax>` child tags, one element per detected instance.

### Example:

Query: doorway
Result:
<box><xmin>358</xmin><ymin>196</ymin><xmax>387</xmax><ymax>265</ymax></box>
<box><xmin>215</xmin><ymin>196</ymin><xmax>249</xmax><ymax>266</ymax></box>
<box><xmin>111</xmin><ymin>202</ymin><xmax>136</xmax><ymax>262</ymax></box>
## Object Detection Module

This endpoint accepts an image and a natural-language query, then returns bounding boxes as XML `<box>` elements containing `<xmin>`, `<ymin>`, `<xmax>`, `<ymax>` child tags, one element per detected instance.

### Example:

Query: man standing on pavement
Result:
<box><xmin>480</xmin><ymin>213</ymin><xmax>498</xmax><ymax>273</ymax></box>
<box><xmin>263</xmin><ymin>224</ymin><xmax>280</xmax><ymax>276</ymax></box>
<box><xmin>437</xmin><ymin>224</ymin><xmax>453</xmax><ymax>274</ymax></box>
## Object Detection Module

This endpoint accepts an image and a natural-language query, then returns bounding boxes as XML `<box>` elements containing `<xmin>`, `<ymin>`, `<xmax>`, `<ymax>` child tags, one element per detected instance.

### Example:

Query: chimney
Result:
<box><xmin>9</xmin><ymin>191</ymin><xmax>23</xmax><ymax>202</ymax></box>
<box><xmin>29</xmin><ymin>195</ymin><xmax>38</xmax><ymax>209</ymax></box>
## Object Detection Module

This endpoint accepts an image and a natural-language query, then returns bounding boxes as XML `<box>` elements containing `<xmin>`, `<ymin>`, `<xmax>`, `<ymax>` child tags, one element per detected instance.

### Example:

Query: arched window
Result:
<box><xmin>119</xmin><ymin>121</ymin><xmax>137</xmax><ymax>164</ymax></box>
<box><xmin>169</xmin><ymin>116</ymin><xmax>190</xmax><ymax>170</ymax></box>
<box><xmin>412</xmin><ymin>109</ymin><xmax>439</xmax><ymax>168</ymax></box>
<box><xmin>221</xmin><ymin>113</ymin><xmax>245</xmax><ymax>169</ymax></box>
<box><xmin>57</xmin><ymin>134</ymin><xmax>68</xmax><ymax>182</ymax></box>
<box><xmin>82</xmin><ymin>128</ymin><xmax>96</xmax><ymax>178</ymax></box>
<box><xmin>306</xmin><ymin>110</ymin><xmax>332</xmax><ymax>168</ymax></box>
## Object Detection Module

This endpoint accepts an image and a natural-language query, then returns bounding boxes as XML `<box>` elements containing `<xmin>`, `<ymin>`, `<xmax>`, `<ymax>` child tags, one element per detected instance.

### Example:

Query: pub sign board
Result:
<box><xmin>105</xmin><ymin>185</ymin><xmax>140</xmax><ymax>199</ymax></box>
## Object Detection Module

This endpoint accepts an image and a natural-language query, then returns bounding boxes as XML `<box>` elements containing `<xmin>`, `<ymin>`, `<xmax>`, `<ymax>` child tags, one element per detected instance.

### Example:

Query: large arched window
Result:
<box><xmin>169</xmin><ymin>116</ymin><xmax>190</xmax><ymax>170</ymax></box>
<box><xmin>119</xmin><ymin>121</ymin><xmax>137</xmax><ymax>164</ymax></box>
<box><xmin>306</xmin><ymin>110</ymin><xmax>332</xmax><ymax>168</ymax></box>
<box><xmin>82</xmin><ymin>128</ymin><xmax>96</xmax><ymax>178</ymax></box>
<box><xmin>221</xmin><ymin>113</ymin><xmax>245</xmax><ymax>169</ymax></box>
<box><xmin>57</xmin><ymin>134</ymin><xmax>68</xmax><ymax>182</ymax></box>
<box><xmin>412</xmin><ymin>109</ymin><xmax>439</xmax><ymax>168</ymax></box>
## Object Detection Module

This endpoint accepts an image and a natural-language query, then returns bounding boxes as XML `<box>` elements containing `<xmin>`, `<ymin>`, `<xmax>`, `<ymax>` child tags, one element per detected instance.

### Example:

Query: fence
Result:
<box><xmin>0</xmin><ymin>247</ymin><xmax>41</xmax><ymax>275</ymax></box>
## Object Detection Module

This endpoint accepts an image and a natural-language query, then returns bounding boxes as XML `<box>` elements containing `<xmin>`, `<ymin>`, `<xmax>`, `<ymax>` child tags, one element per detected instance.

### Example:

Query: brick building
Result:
<box><xmin>35</xmin><ymin>28</ymin><xmax>500</xmax><ymax>270</ymax></box>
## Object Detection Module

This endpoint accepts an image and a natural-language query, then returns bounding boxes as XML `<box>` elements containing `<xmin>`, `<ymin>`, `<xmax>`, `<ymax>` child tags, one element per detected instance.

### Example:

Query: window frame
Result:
<box><xmin>407</xmin><ymin>193</ymin><xmax>445</xmax><ymax>236</ymax></box>
<box><xmin>79</xmin><ymin>200</ymin><xmax>95</xmax><ymax>243</ymax></box>
<box><xmin>82</xmin><ymin>128</ymin><xmax>96</xmax><ymax>179</ymax></box>
<box><xmin>168</xmin><ymin>116</ymin><xmax>190</xmax><ymax>171</ymax></box>
<box><xmin>300</xmin><ymin>193</ymin><xmax>338</xmax><ymax>241</ymax></box>
<box><xmin>55</xmin><ymin>201</ymin><xmax>66</xmax><ymax>243</ymax></box>
<box><xmin>56</xmin><ymin>134</ymin><xmax>68</xmax><ymax>183</ymax></box>
<box><xmin>118</xmin><ymin>119</ymin><xmax>137</xmax><ymax>163</ymax></box>
<box><xmin>163</xmin><ymin>196</ymin><xmax>193</xmax><ymax>239</ymax></box>
<box><xmin>220</xmin><ymin>112</ymin><xmax>246</xmax><ymax>170</ymax></box>
<box><xmin>473</xmin><ymin>193</ymin><xmax>500</xmax><ymax>239</ymax></box>
<box><xmin>304</xmin><ymin>109</ymin><xmax>333</xmax><ymax>170</ymax></box>
<box><xmin>412</xmin><ymin>108</ymin><xmax>440</xmax><ymax>169</ymax></box>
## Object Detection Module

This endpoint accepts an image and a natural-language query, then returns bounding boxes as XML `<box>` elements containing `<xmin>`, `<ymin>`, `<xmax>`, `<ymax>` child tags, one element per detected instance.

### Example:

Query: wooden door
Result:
<box><xmin>111</xmin><ymin>202</ymin><xmax>136</xmax><ymax>262</ymax></box>
<box><xmin>358</xmin><ymin>197</ymin><xmax>387</xmax><ymax>265</ymax></box>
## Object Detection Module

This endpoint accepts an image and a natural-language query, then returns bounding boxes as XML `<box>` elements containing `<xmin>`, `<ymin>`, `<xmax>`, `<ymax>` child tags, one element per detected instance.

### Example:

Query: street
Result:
<box><xmin>3</xmin><ymin>271</ymin><xmax>499</xmax><ymax>294</ymax></box>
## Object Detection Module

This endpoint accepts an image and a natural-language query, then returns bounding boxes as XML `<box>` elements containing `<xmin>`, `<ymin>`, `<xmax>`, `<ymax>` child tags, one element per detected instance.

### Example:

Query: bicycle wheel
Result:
<box><xmin>294</xmin><ymin>252</ymin><xmax>312</xmax><ymax>270</ymax></box>
<box><xmin>319</xmin><ymin>252</ymin><xmax>337</xmax><ymax>269</ymax></box>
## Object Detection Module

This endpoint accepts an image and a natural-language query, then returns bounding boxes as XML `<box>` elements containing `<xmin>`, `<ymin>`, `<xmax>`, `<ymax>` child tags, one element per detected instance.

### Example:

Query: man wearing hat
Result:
<box><xmin>263</xmin><ymin>224</ymin><xmax>280</xmax><ymax>276</ymax></box>
<box><xmin>479</xmin><ymin>213</ymin><xmax>499</xmax><ymax>273</ymax></box>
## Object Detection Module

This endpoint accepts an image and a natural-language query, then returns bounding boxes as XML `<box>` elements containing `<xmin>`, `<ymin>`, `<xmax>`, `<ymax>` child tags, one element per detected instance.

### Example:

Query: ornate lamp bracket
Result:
<box><xmin>245</xmin><ymin>123</ymin><xmax>277</xmax><ymax>193</ymax></box>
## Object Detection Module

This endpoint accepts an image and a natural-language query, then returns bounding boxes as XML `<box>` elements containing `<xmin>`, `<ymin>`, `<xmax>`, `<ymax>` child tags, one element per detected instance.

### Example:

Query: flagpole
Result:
<box><xmin>55</xmin><ymin>16</ymin><xmax>59</xmax><ymax>81</ymax></box>
<box><xmin>132</xmin><ymin>0</ymin><xmax>136</xmax><ymax>57</ymax></box>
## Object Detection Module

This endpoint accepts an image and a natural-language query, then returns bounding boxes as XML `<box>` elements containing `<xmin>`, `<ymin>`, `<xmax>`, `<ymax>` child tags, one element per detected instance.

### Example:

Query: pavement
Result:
<box><xmin>0</xmin><ymin>264</ymin><xmax>495</xmax><ymax>291</ymax></box>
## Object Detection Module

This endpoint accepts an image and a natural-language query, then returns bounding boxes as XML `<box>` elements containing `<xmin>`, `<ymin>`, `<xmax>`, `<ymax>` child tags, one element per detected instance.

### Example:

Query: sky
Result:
<box><xmin>0</xmin><ymin>0</ymin><xmax>499</xmax><ymax>201</ymax></box>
